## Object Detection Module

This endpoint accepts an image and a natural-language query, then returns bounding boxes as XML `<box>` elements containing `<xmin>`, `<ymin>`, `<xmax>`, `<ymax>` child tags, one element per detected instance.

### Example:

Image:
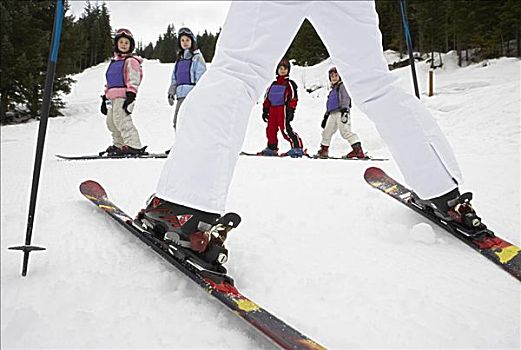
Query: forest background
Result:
<box><xmin>1</xmin><ymin>0</ymin><xmax>519</xmax><ymax>124</ymax></box>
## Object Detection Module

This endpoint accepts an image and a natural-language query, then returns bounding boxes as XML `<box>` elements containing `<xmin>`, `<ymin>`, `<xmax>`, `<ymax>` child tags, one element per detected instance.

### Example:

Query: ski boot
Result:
<box><xmin>412</xmin><ymin>188</ymin><xmax>489</xmax><ymax>237</ymax></box>
<box><xmin>100</xmin><ymin>145</ymin><xmax>121</xmax><ymax>156</ymax></box>
<box><xmin>315</xmin><ymin>144</ymin><xmax>329</xmax><ymax>159</ymax></box>
<box><xmin>136</xmin><ymin>196</ymin><xmax>240</xmax><ymax>273</ymax></box>
<box><xmin>284</xmin><ymin>147</ymin><xmax>304</xmax><ymax>158</ymax></box>
<box><xmin>257</xmin><ymin>146</ymin><xmax>278</xmax><ymax>156</ymax></box>
<box><xmin>343</xmin><ymin>142</ymin><xmax>366</xmax><ymax>159</ymax></box>
<box><xmin>119</xmin><ymin>145</ymin><xmax>148</xmax><ymax>156</ymax></box>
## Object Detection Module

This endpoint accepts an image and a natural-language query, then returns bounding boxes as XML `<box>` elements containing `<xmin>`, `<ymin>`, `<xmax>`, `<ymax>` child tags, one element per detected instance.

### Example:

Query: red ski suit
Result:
<box><xmin>262</xmin><ymin>76</ymin><xmax>303</xmax><ymax>149</ymax></box>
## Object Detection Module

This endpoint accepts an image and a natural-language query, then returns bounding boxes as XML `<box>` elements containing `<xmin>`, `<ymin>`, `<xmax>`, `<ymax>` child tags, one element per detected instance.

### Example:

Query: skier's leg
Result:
<box><xmin>338</xmin><ymin>113</ymin><xmax>360</xmax><ymax>145</ymax></box>
<box><xmin>156</xmin><ymin>2</ymin><xmax>308</xmax><ymax>212</ymax></box>
<box><xmin>308</xmin><ymin>2</ymin><xmax>462</xmax><ymax>199</ymax></box>
<box><xmin>106</xmin><ymin>101</ymin><xmax>124</xmax><ymax>147</ymax></box>
<box><xmin>321</xmin><ymin>112</ymin><xmax>340</xmax><ymax>147</ymax></box>
<box><xmin>173</xmin><ymin>97</ymin><xmax>185</xmax><ymax>130</ymax></box>
<box><xmin>282</xmin><ymin>116</ymin><xmax>303</xmax><ymax>149</ymax></box>
<box><xmin>266</xmin><ymin>111</ymin><xmax>279</xmax><ymax>151</ymax></box>
<box><xmin>277</xmin><ymin>107</ymin><xmax>301</xmax><ymax>149</ymax></box>
<box><xmin>111</xmin><ymin>98</ymin><xmax>142</xmax><ymax>149</ymax></box>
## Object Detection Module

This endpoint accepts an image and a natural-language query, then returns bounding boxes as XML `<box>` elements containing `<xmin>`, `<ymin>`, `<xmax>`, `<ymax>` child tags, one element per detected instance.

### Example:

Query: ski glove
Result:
<box><xmin>100</xmin><ymin>95</ymin><xmax>108</xmax><ymax>115</ymax></box>
<box><xmin>122</xmin><ymin>91</ymin><xmax>136</xmax><ymax>114</ymax></box>
<box><xmin>321</xmin><ymin>112</ymin><xmax>330</xmax><ymax>129</ymax></box>
<box><xmin>262</xmin><ymin>108</ymin><xmax>269</xmax><ymax>123</ymax></box>
<box><xmin>286</xmin><ymin>108</ymin><xmax>295</xmax><ymax>122</ymax></box>
<box><xmin>167</xmin><ymin>84</ymin><xmax>176</xmax><ymax>106</ymax></box>
<box><xmin>340</xmin><ymin>109</ymin><xmax>350</xmax><ymax>124</ymax></box>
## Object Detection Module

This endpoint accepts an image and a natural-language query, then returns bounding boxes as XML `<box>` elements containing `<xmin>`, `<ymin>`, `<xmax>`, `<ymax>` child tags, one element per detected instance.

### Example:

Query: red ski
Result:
<box><xmin>364</xmin><ymin>167</ymin><xmax>521</xmax><ymax>282</ymax></box>
<box><xmin>80</xmin><ymin>180</ymin><xmax>325</xmax><ymax>349</ymax></box>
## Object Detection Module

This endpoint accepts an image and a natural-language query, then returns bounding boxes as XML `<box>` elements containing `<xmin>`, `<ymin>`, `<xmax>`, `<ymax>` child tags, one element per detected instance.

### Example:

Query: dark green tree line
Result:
<box><xmin>286</xmin><ymin>19</ymin><xmax>329</xmax><ymax>66</ymax></box>
<box><xmin>137</xmin><ymin>25</ymin><xmax>221</xmax><ymax>63</ymax></box>
<box><xmin>1</xmin><ymin>0</ymin><xmax>113</xmax><ymax>124</ymax></box>
<box><xmin>290</xmin><ymin>1</ymin><xmax>520</xmax><ymax>66</ymax></box>
<box><xmin>377</xmin><ymin>0</ymin><xmax>521</xmax><ymax>66</ymax></box>
<box><xmin>2</xmin><ymin>1</ymin><xmax>518</xmax><ymax>124</ymax></box>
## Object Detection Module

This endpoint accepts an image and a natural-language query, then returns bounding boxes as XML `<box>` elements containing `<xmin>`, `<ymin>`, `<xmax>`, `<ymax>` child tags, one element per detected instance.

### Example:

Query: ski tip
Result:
<box><xmin>55</xmin><ymin>154</ymin><xmax>70</xmax><ymax>159</ymax></box>
<box><xmin>364</xmin><ymin>166</ymin><xmax>386</xmax><ymax>180</ymax></box>
<box><xmin>79</xmin><ymin>180</ymin><xmax>107</xmax><ymax>199</ymax></box>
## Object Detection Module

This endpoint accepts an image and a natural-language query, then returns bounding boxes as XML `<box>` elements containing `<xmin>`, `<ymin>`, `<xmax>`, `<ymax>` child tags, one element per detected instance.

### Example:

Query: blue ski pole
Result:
<box><xmin>399</xmin><ymin>0</ymin><xmax>420</xmax><ymax>99</ymax></box>
<box><xmin>9</xmin><ymin>0</ymin><xmax>65</xmax><ymax>276</ymax></box>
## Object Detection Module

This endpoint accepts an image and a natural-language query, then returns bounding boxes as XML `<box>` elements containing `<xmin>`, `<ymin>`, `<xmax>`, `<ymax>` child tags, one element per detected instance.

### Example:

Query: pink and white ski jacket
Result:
<box><xmin>104</xmin><ymin>53</ymin><xmax>143</xmax><ymax>100</ymax></box>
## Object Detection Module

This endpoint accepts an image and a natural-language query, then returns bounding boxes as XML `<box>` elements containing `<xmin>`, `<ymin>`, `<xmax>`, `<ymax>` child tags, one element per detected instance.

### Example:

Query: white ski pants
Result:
<box><xmin>321</xmin><ymin>111</ymin><xmax>360</xmax><ymax>147</ymax></box>
<box><xmin>106</xmin><ymin>98</ymin><xmax>142</xmax><ymax>149</ymax></box>
<box><xmin>156</xmin><ymin>1</ymin><xmax>462</xmax><ymax>213</ymax></box>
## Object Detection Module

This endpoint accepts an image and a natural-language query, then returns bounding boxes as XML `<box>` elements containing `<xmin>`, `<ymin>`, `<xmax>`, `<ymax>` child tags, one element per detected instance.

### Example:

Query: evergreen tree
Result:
<box><xmin>376</xmin><ymin>0</ymin><xmax>404</xmax><ymax>55</ymax></box>
<box><xmin>140</xmin><ymin>43</ymin><xmax>154</xmax><ymax>59</ymax></box>
<box><xmin>1</xmin><ymin>1</ymin><xmax>66</xmax><ymax>123</ymax></box>
<box><xmin>286</xmin><ymin>19</ymin><xmax>329</xmax><ymax>66</ymax></box>
<box><xmin>161</xmin><ymin>24</ymin><xmax>177</xmax><ymax>62</ymax></box>
<box><xmin>196</xmin><ymin>30</ymin><xmax>218</xmax><ymax>61</ymax></box>
<box><xmin>0</xmin><ymin>0</ymin><xmax>113</xmax><ymax>124</ymax></box>
<box><xmin>499</xmin><ymin>0</ymin><xmax>521</xmax><ymax>56</ymax></box>
<box><xmin>140</xmin><ymin>25</ymin><xmax>220</xmax><ymax>63</ymax></box>
<box><xmin>98</xmin><ymin>3</ymin><xmax>113</xmax><ymax>60</ymax></box>
<box><xmin>373</xmin><ymin>0</ymin><xmax>520</xmax><ymax>66</ymax></box>
<box><xmin>77</xmin><ymin>1</ymin><xmax>112</xmax><ymax>68</ymax></box>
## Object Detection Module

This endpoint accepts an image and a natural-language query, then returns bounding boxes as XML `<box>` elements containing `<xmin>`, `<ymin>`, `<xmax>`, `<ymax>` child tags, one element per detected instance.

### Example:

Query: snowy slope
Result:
<box><xmin>1</xmin><ymin>53</ymin><xmax>520</xmax><ymax>349</ymax></box>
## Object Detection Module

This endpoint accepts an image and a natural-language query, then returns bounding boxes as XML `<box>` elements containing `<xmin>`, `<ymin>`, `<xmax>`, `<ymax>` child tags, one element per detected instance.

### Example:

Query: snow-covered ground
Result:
<box><xmin>1</xmin><ymin>52</ymin><xmax>520</xmax><ymax>349</ymax></box>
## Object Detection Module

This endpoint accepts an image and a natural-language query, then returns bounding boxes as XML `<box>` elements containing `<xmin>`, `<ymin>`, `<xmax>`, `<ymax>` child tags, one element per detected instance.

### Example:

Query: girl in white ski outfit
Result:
<box><xmin>142</xmin><ymin>2</ymin><xmax>477</xmax><ymax>265</ymax></box>
<box><xmin>155</xmin><ymin>2</ymin><xmax>463</xmax><ymax>214</ymax></box>
<box><xmin>316</xmin><ymin>67</ymin><xmax>366</xmax><ymax>159</ymax></box>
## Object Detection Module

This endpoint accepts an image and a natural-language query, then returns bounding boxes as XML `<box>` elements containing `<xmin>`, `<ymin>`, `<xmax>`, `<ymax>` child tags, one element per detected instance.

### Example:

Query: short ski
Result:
<box><xmin>56</xmin><ymin>153</ymin><xmax>167</xmax><ymax>160</ymax></box>
<box><xmin>311</xmin><ymin>155</ymin><xmax>388</xmax><ymax>161</ymax></box>
<box><xmin>79</xmin><ymin>180</ymin><xmax>325</xmax><ymax>349</ymax></box>
<box><xmin>240</xmin><ymin>151</ymin><xmax>309</xmax><ymax>158</ymax></box>
<box><xmin>240</xmin><ymin>151</ymin><xmax>387</xmax><ymax>161</ymax></box>
<box><xmin>364</xmin><ymin>167</ymin><xmax>521</xmax><ymax>281</ymax></box>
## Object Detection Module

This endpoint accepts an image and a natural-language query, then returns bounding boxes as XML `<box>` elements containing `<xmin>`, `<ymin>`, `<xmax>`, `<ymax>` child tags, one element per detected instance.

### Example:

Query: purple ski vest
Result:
<box><xmin>326</xmin><ymin>88</ymin><xmax>340</xmax><ymax>112</ymax></box>
<box><xmin>268</xmin><ymin>84</ymin><xmax>286</xmax><ymax>106</ymax></box>
<box><xmin>106</xmin><ymin>59</ymin><xmax>126</xmax><ymax>88</ymax></box>
<box><xmin>175</xmin><ymin>59</ymin><xmax>193</xmax><ymax>85</ymax></box>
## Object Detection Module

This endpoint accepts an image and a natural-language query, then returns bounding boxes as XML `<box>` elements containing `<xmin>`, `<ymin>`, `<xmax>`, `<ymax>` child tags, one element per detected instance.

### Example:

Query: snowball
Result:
<box><xmin>410</xmin><ymin>222</ymin><xmax>436</xmax><ymax>244</ymax></box>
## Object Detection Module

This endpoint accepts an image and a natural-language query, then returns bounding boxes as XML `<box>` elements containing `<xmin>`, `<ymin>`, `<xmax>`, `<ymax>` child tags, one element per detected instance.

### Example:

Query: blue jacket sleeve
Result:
<box><xmin>192</xmin><ymin>52</ymin><xmax>207</xmax><ymax>84</ymax></box>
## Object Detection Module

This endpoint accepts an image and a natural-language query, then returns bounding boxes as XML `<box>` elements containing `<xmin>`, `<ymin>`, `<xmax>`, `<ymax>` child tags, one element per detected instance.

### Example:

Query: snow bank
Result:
<box><xmin>1</xmin><ymin>53</ymin><xmax>519</xmax><ymax>349</ymax></box>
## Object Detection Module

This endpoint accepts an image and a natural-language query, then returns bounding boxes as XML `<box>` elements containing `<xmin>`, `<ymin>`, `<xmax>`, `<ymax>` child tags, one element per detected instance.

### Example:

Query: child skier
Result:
<box><xmin>315</xmin><ymin>67</ymin><xmax>366</xmax><ymax>159</ymax></box>
<box><xmin>167</xmin><ymin>27</ymin><xmax>207</xmax><ymax>130</ymax></box>
<box><xmin>257</xmin><ymin>58</ymin><xmax>304</xmax><ymax>157</ymax></box>
<box><xmin>100</xmin><ymin>28</ymin><xmax>145</xmax><ymax>156</ymax></box>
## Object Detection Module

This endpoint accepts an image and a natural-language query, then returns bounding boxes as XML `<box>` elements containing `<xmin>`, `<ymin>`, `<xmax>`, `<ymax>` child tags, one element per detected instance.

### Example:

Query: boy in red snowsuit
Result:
<box><xmin>258</xmin><ymin>59</ymin><xmax>304</xmax><ymax>157</ymax></box>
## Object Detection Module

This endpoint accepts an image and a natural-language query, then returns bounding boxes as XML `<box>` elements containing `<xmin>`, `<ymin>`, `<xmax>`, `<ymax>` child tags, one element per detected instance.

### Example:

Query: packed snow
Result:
<box><xmin>1</xmin><ymin>51</ymin><xmax>520</xmax><ymax>349</ymax></box>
